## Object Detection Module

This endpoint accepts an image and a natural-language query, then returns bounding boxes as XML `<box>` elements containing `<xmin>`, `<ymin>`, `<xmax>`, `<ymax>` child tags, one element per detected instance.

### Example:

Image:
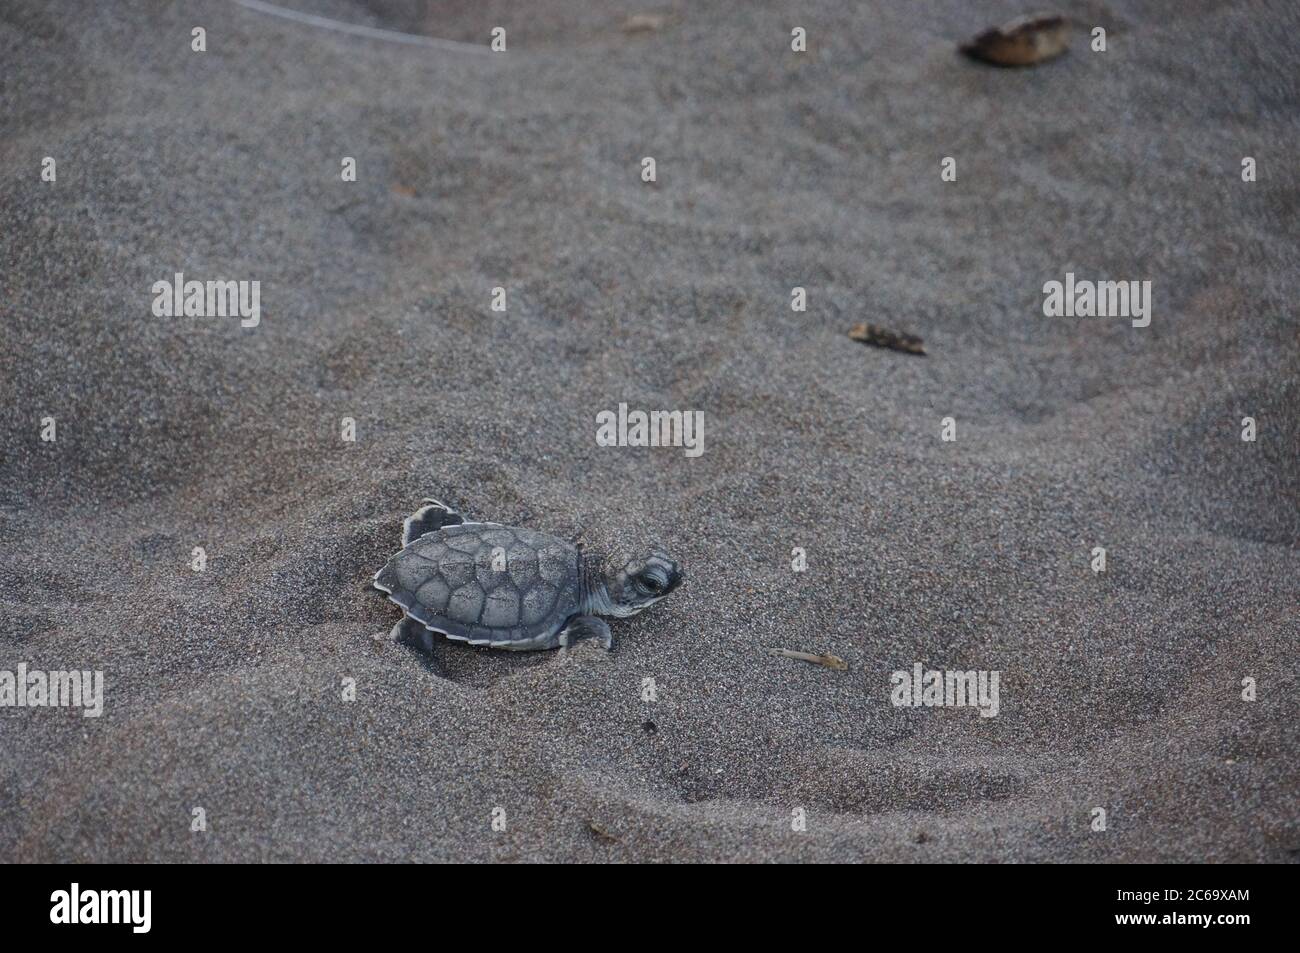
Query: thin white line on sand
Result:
<box><xmin>231</xmin><ymin>0</ymin><xmax>493</xmax><ymax>54</ymax></box>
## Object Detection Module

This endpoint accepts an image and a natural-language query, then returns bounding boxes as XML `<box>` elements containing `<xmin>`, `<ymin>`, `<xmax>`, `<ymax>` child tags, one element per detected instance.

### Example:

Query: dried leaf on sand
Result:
<box><xmin>848</xmin><ymin>322</ymin><xmax>926</xmax><ymax>355</ymax></box>
<box><xmin>961</xmin><ymin>13</ymin><xmax>1070</xmax><ymax>67</ymax></box>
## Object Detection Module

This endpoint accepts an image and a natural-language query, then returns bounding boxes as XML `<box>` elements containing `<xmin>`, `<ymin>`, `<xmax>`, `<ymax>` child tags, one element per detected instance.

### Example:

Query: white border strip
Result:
<box><xmin>232</xmin><ymin>0</ymin><xmax>493</xmax><ymax>54</ymax></box>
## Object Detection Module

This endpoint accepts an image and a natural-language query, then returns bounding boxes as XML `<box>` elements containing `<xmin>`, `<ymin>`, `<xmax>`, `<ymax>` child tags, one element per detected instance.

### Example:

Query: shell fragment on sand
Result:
<box><xmin>848</xmin><ymin>322</ymin><xmax>926</xmax><ymax>356</ymax></box>
<box><xmin>767</xmin><ymin>647</ymin><xmax>849</xmax><ymax>670</ymax></box>
<box><xmin>960</xmin><ymin>13</ymin><xmax>1070</xmax><ymax>67</ymax></box>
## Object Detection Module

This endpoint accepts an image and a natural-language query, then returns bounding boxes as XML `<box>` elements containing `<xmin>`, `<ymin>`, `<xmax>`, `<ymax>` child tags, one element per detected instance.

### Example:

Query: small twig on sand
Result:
<box><xmin>766</xmin><ymin>647</ymin><xmax>848</xmax><ymax>670</ymax></box>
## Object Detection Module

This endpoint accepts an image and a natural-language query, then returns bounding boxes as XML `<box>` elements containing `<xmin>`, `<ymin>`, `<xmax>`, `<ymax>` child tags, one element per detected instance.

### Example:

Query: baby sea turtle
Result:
<box><xmin>374</xmin><ymin>500</ymin><xmax>683</xmax><ymax>651</ymax></box>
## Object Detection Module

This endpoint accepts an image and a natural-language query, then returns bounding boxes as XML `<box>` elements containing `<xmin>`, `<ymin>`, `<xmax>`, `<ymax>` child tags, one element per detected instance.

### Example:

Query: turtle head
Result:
<box><xmin>601</xmin><ymin>547</ymin><xmax>683</xmax><ymax>617</ymax></box>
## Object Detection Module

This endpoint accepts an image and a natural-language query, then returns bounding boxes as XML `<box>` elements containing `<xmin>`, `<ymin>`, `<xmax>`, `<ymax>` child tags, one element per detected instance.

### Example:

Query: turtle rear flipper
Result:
<box><xmin>391</xmin><ymin>617</ymin><xmax>436</xmax><ymax>652</ymax></box>
<box><xmin>402</xmin><ymin>499</ymin><xmax>464</xmax><ymax>546</ymax></box>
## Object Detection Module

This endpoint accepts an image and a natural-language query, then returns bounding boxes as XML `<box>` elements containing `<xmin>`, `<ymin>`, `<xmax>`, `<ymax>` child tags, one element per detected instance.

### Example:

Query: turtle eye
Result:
<box><xmin>642</xmin><ymin>575</ymin><xmax>665</xmax><ymax>594</ymax></box>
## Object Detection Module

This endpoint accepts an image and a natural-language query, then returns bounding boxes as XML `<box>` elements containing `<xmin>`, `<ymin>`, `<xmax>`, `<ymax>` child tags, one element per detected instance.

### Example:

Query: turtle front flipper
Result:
<box><xmin>558</xmin><ymin>615</ymin><xmax>613</xmax><ymax>652</ymax></box>
<box><xmin>401</xmin><ymin>499</ymin><xmax>464</xmax><ymax>546</ymax></box>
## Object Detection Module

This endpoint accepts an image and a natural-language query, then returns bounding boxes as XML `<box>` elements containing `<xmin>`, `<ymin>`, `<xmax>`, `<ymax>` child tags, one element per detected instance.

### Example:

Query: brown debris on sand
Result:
<box><xmin>961</xmin><ymin>13</ymin><xmax>1070</xmax><ymax>67</ymax></box>
<box><xmin>623</xmin><ymin>13</ymin><xmax>666</xmax><ymax>34</ymax></box>
<box><xmin>848</xmin><ymin>322</ymin><xmax>926</xmax><ymax>355</ymax></box>
<box><xmin>588</xmin><ymin>819</ymin><xmax>622</xmax><ymax>843</ymax></box>
<box><xmin>767</xmin><ymin>647</ymin><xmax>849</xmax><ymax>670</ymax></box>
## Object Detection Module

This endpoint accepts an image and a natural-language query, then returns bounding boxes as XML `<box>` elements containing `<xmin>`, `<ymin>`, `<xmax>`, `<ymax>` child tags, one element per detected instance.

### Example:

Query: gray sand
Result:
<box><xmin>2</xmin><ymin>0</ymin><xmax>1297</xmax><ymax>862</ymax></box>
